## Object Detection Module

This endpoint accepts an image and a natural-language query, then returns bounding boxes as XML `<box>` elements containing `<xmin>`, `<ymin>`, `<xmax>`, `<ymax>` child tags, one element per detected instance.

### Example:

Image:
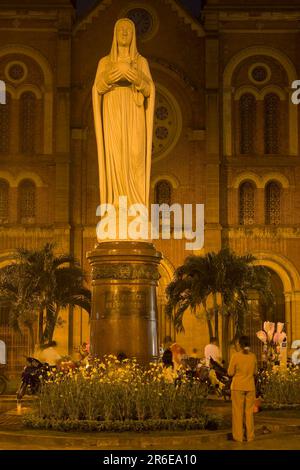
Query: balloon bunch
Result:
<box><xmin>256</xmin><ymin>322</ymin><xmax>286</xmax><ymax>367</ymax></box>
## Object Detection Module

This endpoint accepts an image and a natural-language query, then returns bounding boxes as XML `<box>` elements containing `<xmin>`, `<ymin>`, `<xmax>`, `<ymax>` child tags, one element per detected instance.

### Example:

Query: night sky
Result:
<box><xmin>76</xmin><ymin>0</ymin><xmax>202</xmax><ymax>18</ymax></box>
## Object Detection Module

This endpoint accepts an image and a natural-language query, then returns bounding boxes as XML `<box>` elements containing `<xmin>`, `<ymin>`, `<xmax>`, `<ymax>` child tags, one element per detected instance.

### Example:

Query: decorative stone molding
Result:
<box><xmin>220</xmin><ymin>12</ymin><xmax>300</xmax><ymax>22</ymax></box>
<box><xmin>248</xmin><ymin>63</ymin><xmax>271</xmax><ymax>86</ymax></box>
<box><xmin>0</xmin><ymin>170</ymin><xmax>46</xmax><ymax>188</ymax></box>
<box><xmin>230</xmin><ymin>171</ymin><xmax>290</xmax><ymax>190</ymax></box>
<box><xmin>224</xmin><ymin>226</ymin><xmax>300</xmax><ymax>240</ymax></box>
<box><xmin>164</xmin><ymin>0</ymin><xmax>204</xmax><ymax>37</ymax></box>
<box><xmin>234</xmin><ymin>85</ymin><xmax>287</xmax><ymax>101</ymax></box>
<box><xmin>92</xmin><ymin>263</ymin><xmax>160</xmax><ymax>281</ymax></box>
<box><xmin>5</xmin><ymin>61</ymin><xmax>28</xmax><ymax>84</ymax></box>
<box><xmin>151</xmin><ymin>173</ymin><xmax>180</xmax><ymax>189</ymax></box>
<box><xmin>15</xmin><ymin>172</ymin><xmax>46</xmax><ymax>188</ymax></box>
<box><xmin>261</xmin><ymin>173</ymin><xmax>290</xmax><ymax>189</ymax></box>
<box><xmin>252</xmin><ymin>251</ymin><xmax>300</xmax><ymax>293</ymax></box>
<box><xmin>260</xmin><ymin>85</ymin><xmax>286</xmax><ymax>101</ymax></box>
<box><xmin>15</xmin><ymin>84</ymin><xmax>42</xmax><ymax>100</ymax></box>
<box><xmin>232</xmin><ymin>172</ymin><xmax>263</xmax><ymax>189</ymax></box>
<box><xmin>73</xmin><ymin>0</ymin><xmax>112</xmax><ymax>33</ymax></box>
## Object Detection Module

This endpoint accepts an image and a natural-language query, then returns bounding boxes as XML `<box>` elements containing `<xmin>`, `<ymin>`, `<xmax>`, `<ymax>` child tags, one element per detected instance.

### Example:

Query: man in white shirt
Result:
<box><xmin>204</xmin><ymin>337</ymin><xmax>222</xmax><ymax>367</ymax></box>
<box><xmin>39</xmin><ymin>341</ymin><xmax>61</xmax><ymax>366</ymax></box>
<box><xmin>292</xmin><ymin>346</ymin><xmax>300</xmax><ymax>366</ymax></box>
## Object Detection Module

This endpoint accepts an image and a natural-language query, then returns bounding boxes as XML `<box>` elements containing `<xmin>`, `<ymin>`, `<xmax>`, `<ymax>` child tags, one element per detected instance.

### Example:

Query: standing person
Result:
<box><xmin>170</xmin><ymin>343</ymin><xmax>186</xmax><ymax>372</ymax></box>
<box><xmin>159</xmin><ymin>336</ymin><xmax>172</xmax><ymax>358</ymax></box>
<box><xmin>228</xmin><ymin>335</ymin><xmax>257</xmax><ymax>442</ymax></box>
<box><xmin>162</xmin><ymin>349</ymin><xmax>177</xmax><ymax>383</ymax></box>
<box><xmin>163</xmin><ymin>336</ymin><xmax>173</xmax><ymax>351</ymax></box>
<box><xmin>77</xmin><ymin>342</ymin><xmax>90</xmax><ymax>365</ymax></box>
<box><xmin>204</xmin><ymin>337</ymin><xmax>222</xmax><ymax>367</ymax></box>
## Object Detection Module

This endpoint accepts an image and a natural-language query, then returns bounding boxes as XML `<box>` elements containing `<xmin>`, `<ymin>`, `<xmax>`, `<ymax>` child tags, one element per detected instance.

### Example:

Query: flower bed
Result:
<box><xmin>258</xmin><ymin>366</ymin><xmax>300</xmax><ymax>406</ymax></box>
<box><xmin>24</xmin><ymin>356</ymin><xmax>218</xmax><ymax>432</ymax></box>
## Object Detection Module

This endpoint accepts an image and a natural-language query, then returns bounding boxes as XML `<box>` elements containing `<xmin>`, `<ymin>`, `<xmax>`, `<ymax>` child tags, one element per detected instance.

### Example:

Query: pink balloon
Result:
<box><xmin>256</xmin><ymin>330</ymin><xmax>267</xmax><ymax>343</ymax></box>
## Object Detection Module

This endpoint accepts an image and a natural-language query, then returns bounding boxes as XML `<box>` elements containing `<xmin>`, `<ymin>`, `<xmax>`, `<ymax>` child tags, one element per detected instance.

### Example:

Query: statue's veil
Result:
<box><xmin>110</xmin><ymin>18</ymin><xmax>139</xmax><ymax>63</ymax></box>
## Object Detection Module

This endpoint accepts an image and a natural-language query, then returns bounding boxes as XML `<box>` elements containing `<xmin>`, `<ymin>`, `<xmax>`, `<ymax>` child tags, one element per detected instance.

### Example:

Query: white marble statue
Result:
<box><xmin>93</xmin><ymin>18</ymin><xmax>155</xmax><ymax>209</ymax></box>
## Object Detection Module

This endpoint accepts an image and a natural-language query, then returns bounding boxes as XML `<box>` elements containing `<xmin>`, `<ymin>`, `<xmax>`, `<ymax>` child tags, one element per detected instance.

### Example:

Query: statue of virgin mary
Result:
<box><xmin>92</xmin><ymin>18</ymin><xmax>155</xmax><ymax>209</ymax></box>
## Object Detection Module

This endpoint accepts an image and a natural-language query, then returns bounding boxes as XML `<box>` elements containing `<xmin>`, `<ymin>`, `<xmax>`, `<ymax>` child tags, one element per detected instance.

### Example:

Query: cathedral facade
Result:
<box><xmin>1</xmin><ymin>0</ymin><xmax>300</xmax><ymax>372</ymax></box>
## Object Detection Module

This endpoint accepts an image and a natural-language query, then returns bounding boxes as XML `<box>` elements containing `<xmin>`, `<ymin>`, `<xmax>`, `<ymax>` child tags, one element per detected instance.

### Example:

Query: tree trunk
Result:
<box><xmin>27</xmin><ymin>323</ymin><xmax>35</xmax><ymax>354</ymax></box>
<box><xmin>47</xmin><ymin>307</ymin><xmax>60</xmax><ymax>344</ymax></box>
<box><xmin>222</xmin><ymin>313</ymin><xmax>230</xmax><ymax>366</ymax></box>
<box><xmin>42</xmin><ymin>307</ymin><xmax>56</xmax><ymax>345</ymax></box>
<box><xmin>202</xmin><ymin>300</ymin><xmax>213</xmax><ymax>339</ymax></box>
<box><xmin>213</xmin><ymin>293</ymin><xmax>219</xmax><ymax>340</ymax></box>
<box><xmin>205</xmin><ymin>314</ymin><xmax>213</xmax><ymax>339</ymax></box>
<box><xmin>38</xmin><ymin>308</ymin><xmax>44</xmax><ymax>344</ymax></box>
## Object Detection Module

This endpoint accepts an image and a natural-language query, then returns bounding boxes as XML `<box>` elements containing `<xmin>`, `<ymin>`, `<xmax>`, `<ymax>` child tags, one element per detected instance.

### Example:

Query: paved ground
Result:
<box><xmin>0</xmin><ymin>395</ymin><xmax>299</xmax><ymax>450</ymax></box>
<box><xmin>0</xmin><ymin>433</ymin><xmax>300</xmax><ymax>450</ymax></box>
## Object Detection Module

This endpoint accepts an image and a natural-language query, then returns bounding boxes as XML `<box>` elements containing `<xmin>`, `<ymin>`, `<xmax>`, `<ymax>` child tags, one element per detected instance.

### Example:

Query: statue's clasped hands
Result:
<box><xmin>105</xmin><ymin>63</ymin><xmax>142</xmax><ymax>87</ymax></box>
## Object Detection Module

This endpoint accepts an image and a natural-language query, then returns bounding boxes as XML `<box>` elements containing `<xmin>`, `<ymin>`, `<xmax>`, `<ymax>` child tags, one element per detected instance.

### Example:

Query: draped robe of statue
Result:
<box><xmin>92</xmin><ymin>19</ymin><xmax>155</xmax><ymax>210</ymax></box>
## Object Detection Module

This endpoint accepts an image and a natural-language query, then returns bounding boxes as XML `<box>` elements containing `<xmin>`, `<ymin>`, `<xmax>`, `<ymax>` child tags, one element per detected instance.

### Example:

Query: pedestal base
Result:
<box><xmin>87</xmin><ymin>241</ymin><xmax>162</xmax><ymax>363</ymax></box>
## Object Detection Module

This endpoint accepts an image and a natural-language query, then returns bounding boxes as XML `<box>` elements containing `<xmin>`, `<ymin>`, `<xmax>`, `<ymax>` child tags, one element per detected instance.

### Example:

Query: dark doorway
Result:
<box><xmin>0</xmin><ymin>301</ymin><xmax>31</xmax><ymax>377</ymax></box>
<box><xmin>244</xmin><ymin>268</ymin><xmax>285</xmax><ymax>363</ymax></box>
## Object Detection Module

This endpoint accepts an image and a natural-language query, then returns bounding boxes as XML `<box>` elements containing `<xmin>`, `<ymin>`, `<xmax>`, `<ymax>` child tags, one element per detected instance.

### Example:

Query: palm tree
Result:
<box><xmin>166</xmin><ymin>248</ymin><xmax>274</xmax><ymax>362</ymax></box>
<box><xmin>214</xmin><ymin>249</ymin><xmax>274</xmax><ymax>361</ymax></box>
<box><xmin>165</xmin><ymin>256</ymin><xmax>213</xmax><ymax>338</ymax></box>
<box><xmin>42</xmin><ymin>263</ymin><xmax>91</xmax><ymax>344</ymax></box>
<box><xmin>0</xmin><ymin>243</ymin><xmax>91</xmax><ymax>349</ymax></box>
<box><xmin>0</xmin><ymin>262</ymin><xmax>38</xmax><ymax>353</ymax></box>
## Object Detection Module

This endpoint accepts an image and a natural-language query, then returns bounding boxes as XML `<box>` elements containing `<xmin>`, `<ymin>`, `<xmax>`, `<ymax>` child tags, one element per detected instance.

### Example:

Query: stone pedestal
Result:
<box><xmin>87</xmin><ymin>241</ymin><xmax>162</xmax><ymax>363</ymax></box>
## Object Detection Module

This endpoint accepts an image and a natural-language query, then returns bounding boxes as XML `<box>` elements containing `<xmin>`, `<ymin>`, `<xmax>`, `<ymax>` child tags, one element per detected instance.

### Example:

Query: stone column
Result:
<box><xmin>87</xmin><ymin>241</ymin><xmax>162</xmax><ymax>363</ymax></box>
<box><xmin>284</xmin><ymin>292</ymin><xmax>292</xmax><ymax>346</ymax></box>
<box><xmin>291</xmin><ymin>292</ymin><xmax>300</xmax><ymax>341</ymax></box>
<box><xmin>204</xmin><ymin>34</ymin><xmax>221</xmax><ymax>252</ymax></box>
<box><xmin>55</xmin><ymin>11</ymin><xmax>73</xmax><ymax>354</ymax></box>
<box><xmin>256</xmin><ymin>188</ymin><xmax>265</xmax><ymax>225</ymax></box>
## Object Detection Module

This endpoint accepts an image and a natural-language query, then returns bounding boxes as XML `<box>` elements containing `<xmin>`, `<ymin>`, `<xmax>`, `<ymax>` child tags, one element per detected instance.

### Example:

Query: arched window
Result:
<box><xmin>155</xmin><ymin>180</ymin><xmax>172</xmax><ymax>205</ymax></box>
<box><xmin>0</xmin><ymin>179</ymin><xmax>9</xmax><ymax>222</ymax></box>
<box><xmin>0</xmin><ymin>93</ymin><xmax>10</xmax><ymax>154</ymax></box>
<box><xmin>20</xmin><ymin>92</ymin><xmax>36</xmax><ymax>154</ymax></box>
<box><xmin>239</xmin><ymin>181</ymin><xmax>255</xmax><ymax>225</ymax></box>
<box><xmin>264</xmin><ymin>93</ymin><xmax>280</xmax><ymax>154</ymax></box>
<box><xmin>18</xmin><ymin>179</ymin><xmax>36</xmax><ymax>222</ymax></box>
<box><xmin>265</xmin><ymin>181</ymin><xmax>281</xmax><ymax>225</ymax></box>
<box><xmin>240</xmin><ymin>94</ymin><xmax>256</xmax><ymax>154</ymax></box>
